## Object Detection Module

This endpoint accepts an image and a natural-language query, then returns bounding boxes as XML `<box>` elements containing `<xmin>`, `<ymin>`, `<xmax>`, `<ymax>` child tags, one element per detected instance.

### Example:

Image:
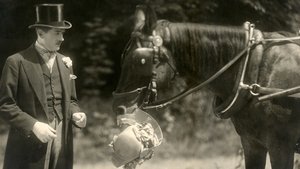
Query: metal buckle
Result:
<box><xmin>249</xmin><ymin>83</ymin><xmax>260</xmax><ymax>96</ymax></box>
<box><xmin>152</xmin><ymin>35</ymin><xmax>163</xmax><ymax>47</ymax></box>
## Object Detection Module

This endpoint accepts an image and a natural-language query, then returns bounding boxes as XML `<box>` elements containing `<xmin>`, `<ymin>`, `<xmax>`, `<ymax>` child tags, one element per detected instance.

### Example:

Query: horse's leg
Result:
<box><xmin>268</xmin><ymin>139</ymin><xmax>295</xmax><ymax>169</ymax></box>
<box><xmin>241</xmin><ymin>137</ymin><xmax>267</xmax><ymax>169</ymax></box>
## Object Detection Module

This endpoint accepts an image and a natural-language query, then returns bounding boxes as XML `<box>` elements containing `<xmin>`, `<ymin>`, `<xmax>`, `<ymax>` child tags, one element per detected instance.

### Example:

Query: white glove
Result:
<box><xmin>72</xmin><ymin>112</ymin><xmax>87</xmax><ymax>128</ymax></box>
<box><xmin>32</xmin><ymin>121</ymin><xmax>57</xmax><ymax>143</ymax></box>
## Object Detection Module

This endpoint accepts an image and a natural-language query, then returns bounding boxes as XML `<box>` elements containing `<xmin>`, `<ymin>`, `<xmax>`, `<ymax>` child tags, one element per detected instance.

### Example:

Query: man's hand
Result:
<box><xmin>72</xmin><ymin>112</ymin><xmax>87</xmax><ymax>128</ymax></box>
<box><xmin>32</xmin><ymin>122</ymin><xmax>57</xmax><ymax>143</ymax></box>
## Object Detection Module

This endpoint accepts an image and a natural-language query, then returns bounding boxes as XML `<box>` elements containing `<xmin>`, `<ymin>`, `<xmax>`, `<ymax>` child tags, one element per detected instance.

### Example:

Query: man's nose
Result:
<box><xmin>59</xmin><ymin>34</ymin><xmax>64</xmax><ymax>41</ymax></box>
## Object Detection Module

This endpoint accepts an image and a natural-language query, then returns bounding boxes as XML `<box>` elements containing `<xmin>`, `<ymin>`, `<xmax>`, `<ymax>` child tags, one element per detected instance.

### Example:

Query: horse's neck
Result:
<box><xmin>208</xmin><ymin>65</ymin><xmax>241</xmax><ymax>99</ymax></box>
<box><xmin>167</xmin><ymin>23</ymin><xmax>247</xmax><ymax>99</ymax></box>
<box><xmin>175</xmin><ymin>50</ymin><xmax>243</xmax><ymax>100</ymax></box>
<box><xmin>187</xmin><ymin>62</ymin><xmax>241</xmax><ymax>99</ymax></box>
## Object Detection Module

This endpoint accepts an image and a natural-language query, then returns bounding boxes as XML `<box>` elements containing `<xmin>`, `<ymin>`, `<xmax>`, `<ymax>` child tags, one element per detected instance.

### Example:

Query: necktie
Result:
<box><xmin>35</xmin><ymin>42</ymin><xmax>57</xmax><ymax>73</ymax></box>
<box><xmin>39</xmin><ymin>49</ymin><xmax>57</xmax><ymax>73</ymax></box>
<box><xmin>46</xmin><ymin>52</ymin><xmax>56</xmax><ymax>73</ymax></box>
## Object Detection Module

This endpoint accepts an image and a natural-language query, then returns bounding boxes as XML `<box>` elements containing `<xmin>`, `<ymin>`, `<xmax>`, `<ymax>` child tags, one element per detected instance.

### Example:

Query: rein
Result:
<box><xmin>117</xmin><ymin>22</ymin><xmax>300</xmax><ymax>112</ymax></box>
<box><xmin>143</xmin><ymin>22</ymin><xmax>255</xmax><ymax>110</ymax></box>
<box><xmin>143</xmin><ymin>28</ymin><xmax>300</xmax><ymax>110</ymax></box>
<box><xmin>142</xmin><ymin>45</ymin><xmax>251</xmax><ymax>110</ymax></box>
<box><xmin>261</xmin><ymin>36</ymin><xmax>300</xmax><ymax>42</ymax></box>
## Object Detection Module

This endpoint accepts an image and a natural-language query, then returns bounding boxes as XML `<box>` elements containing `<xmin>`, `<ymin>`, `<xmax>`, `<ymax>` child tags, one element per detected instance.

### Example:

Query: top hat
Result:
<box><xmin>28</xmin><ymin>4</ymin><xmax>72</xmax><ymax>29</ymax></box>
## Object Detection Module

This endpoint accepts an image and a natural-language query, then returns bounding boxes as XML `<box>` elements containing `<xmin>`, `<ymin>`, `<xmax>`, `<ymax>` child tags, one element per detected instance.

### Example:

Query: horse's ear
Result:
<box><xmin>133</xmin><ymin>5</ymin><xmax>146</xmax><ymax>32</ymax></box>
<box><xmin>134</xmin><ymin>5</ymin><xmax>157</xmax><ymax>35</ymax></box>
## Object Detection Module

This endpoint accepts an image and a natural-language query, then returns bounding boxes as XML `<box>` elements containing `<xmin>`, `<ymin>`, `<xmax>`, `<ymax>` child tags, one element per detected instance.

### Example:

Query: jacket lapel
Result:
<box><xmin>20</xmin><ymin>45</ymin><xmax>47</xmax><ymax>114</ymax></box>
<box><xmin>57</xmin><ymin>54</ymin><xmax>70</xmax><ymax>101</ymax></box>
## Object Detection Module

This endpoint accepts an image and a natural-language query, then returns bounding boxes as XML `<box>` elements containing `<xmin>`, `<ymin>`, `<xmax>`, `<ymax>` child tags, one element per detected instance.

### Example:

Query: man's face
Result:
<box><xmin>39</xmin><ymin>28</ymin><xmax>65</xmax><ymax>51</ymax></box>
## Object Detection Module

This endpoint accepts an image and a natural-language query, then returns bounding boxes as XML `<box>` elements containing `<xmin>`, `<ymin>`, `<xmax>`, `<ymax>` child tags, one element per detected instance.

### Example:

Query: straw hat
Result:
<box><xmin>111</xmin><ymin>109</ymin><xmax>163</xmax><ymax>168</ymax></box>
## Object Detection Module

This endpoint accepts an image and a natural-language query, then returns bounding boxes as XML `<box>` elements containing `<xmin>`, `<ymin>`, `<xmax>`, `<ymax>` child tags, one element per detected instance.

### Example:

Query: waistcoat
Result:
<box><xmin>40</xmin><ymin>57</ymin><xmax>63</xmax><ymax>121</ymax></box>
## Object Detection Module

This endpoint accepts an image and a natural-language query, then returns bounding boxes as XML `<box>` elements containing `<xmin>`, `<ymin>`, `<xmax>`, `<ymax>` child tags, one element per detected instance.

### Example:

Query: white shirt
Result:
<box><xmin>35</xmin><ymin>41</ymin><xmax>57</xmax><ymax>73</ymax></box>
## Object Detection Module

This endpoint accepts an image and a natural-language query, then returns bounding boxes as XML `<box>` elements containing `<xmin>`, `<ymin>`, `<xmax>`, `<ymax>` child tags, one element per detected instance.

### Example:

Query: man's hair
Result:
<box><xmin>35</xmin><ymin>27</ymin><xmax>52</xmax><ymax>38</ymax></box>
<box><xmin>35</xmin><ymin>26</ymin><xmax>51</xmax><ymax>34</ymax></box>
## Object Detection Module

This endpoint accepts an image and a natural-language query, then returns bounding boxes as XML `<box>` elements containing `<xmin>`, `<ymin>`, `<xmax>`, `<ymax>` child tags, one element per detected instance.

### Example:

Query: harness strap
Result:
<box><xmin>216</xmin><ymin>22</ymin><xmax>255</xmax><ymax>115</ymax></box>
<box><xmin>113</xmin><ymin>87</ymin><xmax>147</xmax><ymax>97</ymax></box>
<box><xmin>239</xmin><ymin>35</ymin><xmax>300</xmax><ymax>101</ymax></box>
<box><xmin>143</xmin><ymin>28</ymin><xmax>300</xmax><ymax>110</ymax></box>
<box><xmin>142</xmin><ymin>45</ymin><xmax>252</xmax><ymax>110</ymax></box>
<box><xmin>119</xmin><ymin>22</ymin><xmax>300</xmax><ymax>113</ymax></box>
<box><xmin>261</xmin><ymin>36</ymin><xmax>300</xmax><ymax>42</ymax></box>
<box><xmin>245</xmin><ymin>85</ymin><xmax>300</xmax><ymax>101</ymax></box>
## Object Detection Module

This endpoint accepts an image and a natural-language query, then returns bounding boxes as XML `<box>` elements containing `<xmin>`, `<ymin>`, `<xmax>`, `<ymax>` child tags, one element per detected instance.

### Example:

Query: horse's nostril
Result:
<box><xmin>117</xmin><ymin>106</ymin><xmax>127</xmax><ymax>115</ymax></box>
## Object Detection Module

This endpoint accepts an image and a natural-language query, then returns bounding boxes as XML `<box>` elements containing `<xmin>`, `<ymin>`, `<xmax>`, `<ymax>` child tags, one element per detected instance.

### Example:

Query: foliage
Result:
<box><xmin>75</xmin><ymin>0</ymin><xmax>300</xmax><ymax>96</ymax></box>
<box><xmin>1</xmin><ymin>0</ymin><xmax>300</xmax><ymax>94</ymax></box>
<box><xmin>80</xmin><ymin>18</ymin><xmax>116</xmax><ymax>96</ymax></box>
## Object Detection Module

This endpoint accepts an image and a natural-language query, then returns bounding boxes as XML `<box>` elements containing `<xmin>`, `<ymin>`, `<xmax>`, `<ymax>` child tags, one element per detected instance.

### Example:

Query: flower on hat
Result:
<box><xmin>62</xmin><ymin>57</ymin><xmax>72</xmax><ymax>68</ymax></box>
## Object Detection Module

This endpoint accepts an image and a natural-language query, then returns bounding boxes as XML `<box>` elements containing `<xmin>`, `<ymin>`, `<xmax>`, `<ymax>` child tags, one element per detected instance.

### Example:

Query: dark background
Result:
<box><xmin>1</xmin><ymin>0</ymin><xmax>300</xmax><ymax>167</ymax></box>
<box><xmin>1</xmin><ymin>0</ymin><xmax>300</xmax><ymax>96</ymax></box>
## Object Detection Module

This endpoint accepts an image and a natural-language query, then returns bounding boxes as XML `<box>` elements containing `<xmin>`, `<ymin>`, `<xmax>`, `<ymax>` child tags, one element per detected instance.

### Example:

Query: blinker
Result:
<box><xmin>132</xmin><ymin>48</ymin><xmax>153</xmax><ymax>75</ymax></box>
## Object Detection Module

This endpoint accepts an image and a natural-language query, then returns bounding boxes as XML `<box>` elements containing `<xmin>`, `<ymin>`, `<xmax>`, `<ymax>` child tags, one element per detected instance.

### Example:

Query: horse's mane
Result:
<box><xmin>164</xmin><ymin>22</ymin><xmax>247</xmax><ymax>77</ymax></box>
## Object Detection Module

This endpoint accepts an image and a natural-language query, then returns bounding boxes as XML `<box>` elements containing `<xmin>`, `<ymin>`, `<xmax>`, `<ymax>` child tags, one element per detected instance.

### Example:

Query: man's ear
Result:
<box><xmin>35</xmin><ymin>28</ymin><xmax>44</xmax><ymax>38</ymax></box>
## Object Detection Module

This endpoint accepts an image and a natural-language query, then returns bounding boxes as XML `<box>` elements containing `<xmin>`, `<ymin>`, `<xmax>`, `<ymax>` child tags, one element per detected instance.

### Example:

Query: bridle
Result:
<box><xmin>114</xmin><ymin>22</ymin><xmax>255</xmax><ymax>112</ymax></box>
<box><xmin>115</xmin><ymin>21</ymin><xmax>300</xmax><ymax>115</ymax></box>
<box><xmin>114</xmin><ymin>21</ymin><xmax>256</xmax><ymax>114</ymax></box>
<box><xmin>113</xmin><ymin>25</ymin><xmax>178</xmax><ymax>114</ymax></box>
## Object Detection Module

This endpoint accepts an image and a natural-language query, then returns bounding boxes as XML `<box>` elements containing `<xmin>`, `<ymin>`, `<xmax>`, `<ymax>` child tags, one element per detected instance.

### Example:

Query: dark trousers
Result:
<box><xmin>44</xmin><ymin>118</ymin><xmax>65</xmax><ymax>169</ymax></box>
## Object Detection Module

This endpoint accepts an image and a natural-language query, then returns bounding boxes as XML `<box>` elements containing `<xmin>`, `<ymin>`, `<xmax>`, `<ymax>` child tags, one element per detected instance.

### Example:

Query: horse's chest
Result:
<box><xmin>232</xmin><ymin>98</ymin><xmax>300</xmax><ymax>144</ymax></box>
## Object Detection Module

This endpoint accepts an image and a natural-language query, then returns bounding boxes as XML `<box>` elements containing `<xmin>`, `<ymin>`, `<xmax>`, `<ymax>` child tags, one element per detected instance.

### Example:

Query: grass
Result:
<box><xmin>1</xmin><ymin>131</ymin><xmax>300</xmax><ymax>169</ymax></box>
<box><xmin>74</xmin><ymin>157</ymin><xmax>244</xmax><ymax>169</ymax></box>
<box><xmin>71</xmin><ymin>154</ymin><xmax>300</xmax><ymax>169</ymax></box>
<box><xmin>0</xmin><ymin>131</ymin><xmax>245</xmax><ymax>169</ymax></box>
<box><xmin>0</xmin><ymin>103</ymin><xmax>299</xmax><ymax>169</ymax></box>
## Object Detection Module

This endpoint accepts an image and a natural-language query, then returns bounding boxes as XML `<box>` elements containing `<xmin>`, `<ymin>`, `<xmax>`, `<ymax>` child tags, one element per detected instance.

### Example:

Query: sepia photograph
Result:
<box><xmin>1</xmin><ymin>0</ymin><xmax>300</xmax><ymax>169</ymax></box>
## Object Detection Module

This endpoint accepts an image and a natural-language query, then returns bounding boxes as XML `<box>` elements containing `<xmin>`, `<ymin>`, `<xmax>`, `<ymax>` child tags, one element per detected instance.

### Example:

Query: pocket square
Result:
<box><xmin>70</xmin><ymin>74</ymin><xmax>77</xmax><ymax>80</ymax></box>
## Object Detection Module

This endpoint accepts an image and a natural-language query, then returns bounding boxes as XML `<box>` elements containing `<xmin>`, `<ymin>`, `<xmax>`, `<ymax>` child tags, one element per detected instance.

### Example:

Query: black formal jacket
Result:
<box><xmin>0</xmin><ymin>44</ymin><xmax>80</xmax><ymax>169</ymax></box>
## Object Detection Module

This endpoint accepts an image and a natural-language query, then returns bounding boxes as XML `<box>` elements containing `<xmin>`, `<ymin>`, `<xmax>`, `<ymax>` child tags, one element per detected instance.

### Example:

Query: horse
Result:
<box><xmin>112</xmin><ymin>5</ymin><xmax>300</xmax><ymax>169</ymax></box>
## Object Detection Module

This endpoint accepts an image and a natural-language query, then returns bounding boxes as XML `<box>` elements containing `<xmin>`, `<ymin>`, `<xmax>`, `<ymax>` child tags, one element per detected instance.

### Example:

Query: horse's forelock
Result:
<box><xmin>142</xmin><ymin>5</ymin><xmax>157</xmax><ymax>35</ymax></box>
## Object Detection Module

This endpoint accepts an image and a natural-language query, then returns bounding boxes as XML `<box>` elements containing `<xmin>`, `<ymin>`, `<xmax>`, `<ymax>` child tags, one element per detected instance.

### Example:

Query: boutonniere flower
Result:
<box><xmin>62</xmin><ymin>57</ymin><xmax>72</xmax><ymax>68</ymax></box>
<box><xmin>70</xmin><ymin>74</ymin><xmax>77</xmax><ymax>80</ymax></box>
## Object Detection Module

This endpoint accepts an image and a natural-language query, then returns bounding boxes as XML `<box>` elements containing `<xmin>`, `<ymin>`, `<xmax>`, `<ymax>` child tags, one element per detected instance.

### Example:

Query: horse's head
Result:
<box><xmin>113</xmin><ymin>5</ymin><xmax>176</xmax><ymax>118</ymax></box>
<box><xmin>113</xmin><ymin>5</ymin><xmax>250</xmax><ymax>120</ymax></box>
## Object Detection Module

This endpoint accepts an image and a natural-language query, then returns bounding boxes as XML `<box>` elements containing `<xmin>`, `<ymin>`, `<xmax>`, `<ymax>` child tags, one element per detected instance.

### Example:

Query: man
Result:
<box><xmin>0</xmin><ymin>4</ymin><xmax>87</xmax><ymax>169</ymax></box>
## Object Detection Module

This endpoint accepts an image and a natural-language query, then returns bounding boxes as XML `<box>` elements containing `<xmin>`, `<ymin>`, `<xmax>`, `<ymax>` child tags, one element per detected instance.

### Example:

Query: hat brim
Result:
<box><xmin>118</xmin><ymin>109</ymin><xmax>163</xmax><ymax>146</ymax></box>
<box><xmin>28</xmin><ymin>20</ymin><xmax>72</xmax><ymax>29</ymax></box>
<box><xmin>111</xmin><ymin>125</ymin><xmax>143</xmax><ymax>167</ymax></box>
<box><xmin>112</xmin><ymin>151</ymin><xmax>136</xmax><ymax>167</ymax></box>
